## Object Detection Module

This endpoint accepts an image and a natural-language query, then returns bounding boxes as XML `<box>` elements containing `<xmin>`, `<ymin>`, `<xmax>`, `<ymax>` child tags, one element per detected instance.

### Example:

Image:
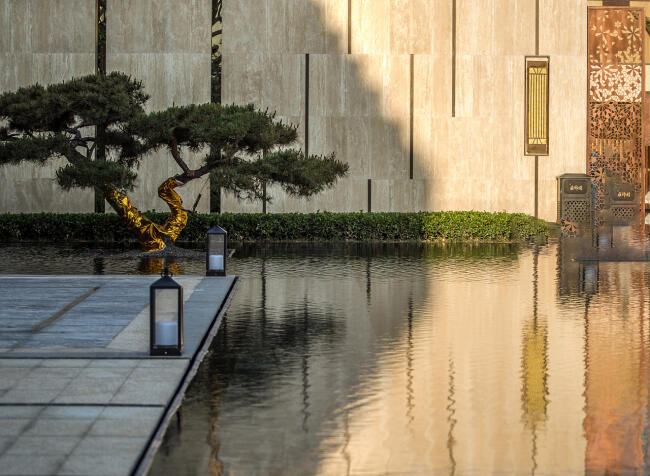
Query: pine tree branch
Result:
<box><xmin>169</xmin><ymin>138</ymin><xmax>192</xmax><ymax>176</ymax></box>
<box><xmin>174</xmin><ymin>163</ymin><xmax>213</xmax><ymax>183</ymax></box>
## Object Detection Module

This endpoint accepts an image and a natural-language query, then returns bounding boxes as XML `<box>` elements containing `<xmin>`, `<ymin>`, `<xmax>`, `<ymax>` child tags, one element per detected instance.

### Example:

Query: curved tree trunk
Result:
<box><xmin>103</xmin><ymin>177</ymin><xmax>188</xmax><ymax>252</ymax></box>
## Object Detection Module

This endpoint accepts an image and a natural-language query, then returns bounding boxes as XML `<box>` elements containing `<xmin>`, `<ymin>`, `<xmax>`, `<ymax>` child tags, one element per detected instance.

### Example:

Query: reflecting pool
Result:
<box><xmin>2</xmin><ymin>238</ymin><xmax>650</xmax><ymax>475</ymax></box>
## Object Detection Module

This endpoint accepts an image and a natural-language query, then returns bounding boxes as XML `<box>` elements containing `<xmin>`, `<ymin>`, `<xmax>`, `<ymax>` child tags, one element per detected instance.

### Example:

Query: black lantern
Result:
<box><xmin>206</xmin><ymin>225</ymin><xmax>227</xmax><ymax>276</ymax></box>
<box><xmin>150</xmin><ymin>267</ymin><xmax>183</xmax><ymax>356</ymax></box>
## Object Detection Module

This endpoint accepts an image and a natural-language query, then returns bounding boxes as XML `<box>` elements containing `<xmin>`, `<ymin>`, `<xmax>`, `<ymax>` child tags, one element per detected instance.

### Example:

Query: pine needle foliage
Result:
<box><xmin>130</xmin><ymin>103</ymin><xmax>348</xmax><ymax>201</ymax></box>
<box><xmin>0</xmin><ymin>72</ymin><xmax>149</xmax><ymax>191</ymax></box>
<box><xmin>0</xmin><ymin>73</ymin><xmax>347</xmax><ymax>204</ymax></box>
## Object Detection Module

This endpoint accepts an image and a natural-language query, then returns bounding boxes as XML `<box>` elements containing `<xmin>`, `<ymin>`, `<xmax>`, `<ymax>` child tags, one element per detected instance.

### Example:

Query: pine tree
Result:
<box><xmin>0</xmin><ymin>73</ymin><xmax>348</xmax><ymax>251</ymax></box>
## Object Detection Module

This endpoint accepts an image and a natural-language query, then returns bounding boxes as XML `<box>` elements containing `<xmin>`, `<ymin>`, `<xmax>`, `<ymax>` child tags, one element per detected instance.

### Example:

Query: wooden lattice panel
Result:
<box><xmin>587</xmin><ymin>7</ymin><xmax>645</xmax><ymax>214</ymax></box>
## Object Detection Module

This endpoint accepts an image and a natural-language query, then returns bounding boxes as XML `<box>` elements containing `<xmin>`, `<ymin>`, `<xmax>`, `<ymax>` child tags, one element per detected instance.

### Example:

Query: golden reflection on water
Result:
<box><xmin>146</xmin><ymin>239</ymin><xmax>650</xmax><ymax>475</ymax></box>
<box><xmin>311</xmin><ymin>244</ymin><xmax>650</xmax><ymax>475</ymax></box>
<box><xmin>135</xmin><ymin>257</ymin><xmax>183</xmax><ymax>275</ymax></box>
<box><xmin>313</xmin><ymin>248</ymin><xmax>555</xmax><ymax>475</ymax></box>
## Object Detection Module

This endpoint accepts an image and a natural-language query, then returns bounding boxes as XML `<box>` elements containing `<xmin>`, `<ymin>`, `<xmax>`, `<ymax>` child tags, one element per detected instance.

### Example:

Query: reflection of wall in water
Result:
<box><xmin>554</xmin><ymin>234</ymin><xmax>650</xmax><ymax>473</ymax></box>
<box><xmin>148</xmin><ymin>244</ymin><xmax>591</xmax><ymax>474</ymax></box>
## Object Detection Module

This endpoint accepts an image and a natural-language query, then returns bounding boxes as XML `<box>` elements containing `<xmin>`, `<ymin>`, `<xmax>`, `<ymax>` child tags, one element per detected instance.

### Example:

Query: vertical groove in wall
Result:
<box><xmin>262</xmin><ymin>148</ymin><xmax>267</xmax><ymax>214</ymax></box>
<box><xmin>305</xmin><ymin>53</ymin><xmax>309</xmax><ymax>159</ymax></box>
<box><xmin>347</xmin><ymin>0</ymin><xmax>352</xmax><ymax>54</ymax></box>
<box><xmin>535</xmin><ymin>157</ymin><xmax>539</xmax><ymax>218</ymax></box>
<box><xmin>262</xmin><ymin>181</ymin><xmax>267</xmax><ymax>214</ymax></box>
<box><xmin>534</xmin><ymin>0</ymin><xmax>539</xmax><ymax>218</ymax></box>
<box><xmin>535</xmin><ymin>0</ymin><xmax>539</xmax><ymax>56</ymax></box>
<box><xmin>367</xmin><ymin>179</ymin><xmax>372</xmax><ymax>213</ymax></box>
<box><xmin>451</xmin><ymin>0</ymin><xmax>456</xmax><ymax>117</ymax></box>
<box><xmin>409</xmin><ymin>54</ymin><xmax>414</xmax><ymax>180</ymax></box>
<box><xmin>96</xmin><ymin>0</ymin><xmax>106</xmax><ymax>75</ymax></box>
<box><xmin>95</xmin><ymin>0</ymin><xmax>107</xmax><ymax>213</ymax></box>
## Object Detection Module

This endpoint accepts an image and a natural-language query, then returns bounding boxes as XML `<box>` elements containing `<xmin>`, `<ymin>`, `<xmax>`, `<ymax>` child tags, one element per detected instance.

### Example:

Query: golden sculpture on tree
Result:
<box><xmin>104</xmin><ymin>178</ymin><xmax>187</xmax><ymax>252</ymax></box>
<box><xmin>0</xmin><ymin>73</ymin><xmax>348</xmax><ymax>250</ymax></box>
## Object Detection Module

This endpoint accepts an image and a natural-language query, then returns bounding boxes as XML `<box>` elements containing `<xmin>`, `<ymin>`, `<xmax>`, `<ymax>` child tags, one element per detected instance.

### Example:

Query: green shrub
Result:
<box><xmin>0</xmin><ymin>211</ymin><xmax>548</xmax><ymax>243</ymax></box>
<box><xmin>420</xmin><ymin>211</ymin><xmax>548</xmax><ymax>241</ymax></box>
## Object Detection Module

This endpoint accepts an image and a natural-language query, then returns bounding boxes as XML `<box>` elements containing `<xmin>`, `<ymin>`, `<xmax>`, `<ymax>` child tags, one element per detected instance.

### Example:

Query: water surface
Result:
<box><xmin>1</xmin><ymin>239</ymin><xmax>649</xmax><ymax>475</ymax></box>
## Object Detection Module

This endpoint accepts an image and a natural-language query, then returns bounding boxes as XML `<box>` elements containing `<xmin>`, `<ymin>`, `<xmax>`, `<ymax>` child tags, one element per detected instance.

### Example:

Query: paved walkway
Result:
<box><xmin>0</xmin><ymin>275</ymin><xmax>237</xmax><ymax>476</ymax></box>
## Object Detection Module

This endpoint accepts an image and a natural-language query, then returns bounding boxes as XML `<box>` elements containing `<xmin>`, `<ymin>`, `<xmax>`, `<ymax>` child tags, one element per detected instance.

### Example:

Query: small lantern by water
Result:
<box><xmin>150</xmin><ymin>267</ymin><xmax>183</xmax><ymax>356</ymax></box>
<box><xmin>206</xmin><ymin>225</ymin><xmax>227</xmax><ymax>276</ymax></box>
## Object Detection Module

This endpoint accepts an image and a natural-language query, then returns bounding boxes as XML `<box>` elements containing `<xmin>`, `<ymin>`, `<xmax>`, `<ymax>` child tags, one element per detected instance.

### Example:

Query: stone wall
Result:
<box><xmin>0</xmin><ymin>0</ymin><xmax>96</xmax><ymax>213</ymax></box>
<box><xmin>222</xmin><ymin>0</ymin><xmax>591</xmax><ymax>221</ymax></box>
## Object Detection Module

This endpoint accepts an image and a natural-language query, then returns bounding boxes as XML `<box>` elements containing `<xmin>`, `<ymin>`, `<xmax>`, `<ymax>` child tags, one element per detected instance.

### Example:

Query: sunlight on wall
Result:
<box><xmin>223</xmin><ymin>0</ymin><xmax>591</xmax><ymax>220</ymax></box>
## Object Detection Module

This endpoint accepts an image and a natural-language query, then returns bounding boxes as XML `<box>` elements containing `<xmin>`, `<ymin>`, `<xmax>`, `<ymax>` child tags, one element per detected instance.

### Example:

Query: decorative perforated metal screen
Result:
<box><xmin>557</xmin><ymin>174</ymin><xmax>591</xmax><ymax>232</ymax></box>
<box><xmin>564</xmin><ymin>201</ymin><xmax>590</xmax><ymax>223</ymax></box>
<box><xmin>587</xmin><ymin>7</ymin><xmax>645</xmax><ymax>215</ymax></box>
<box><xmin>611</xmin><ymin>206</ymin><xmax>638</xmax><ymax>220</ymax></box>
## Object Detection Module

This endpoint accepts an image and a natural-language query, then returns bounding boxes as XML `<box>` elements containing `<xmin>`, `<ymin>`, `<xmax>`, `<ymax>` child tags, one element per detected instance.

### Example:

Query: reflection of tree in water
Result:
<box><xmin>185</xmin><ymin>300</ymin><xmax>344</xmax><ymax>472</ymax></box>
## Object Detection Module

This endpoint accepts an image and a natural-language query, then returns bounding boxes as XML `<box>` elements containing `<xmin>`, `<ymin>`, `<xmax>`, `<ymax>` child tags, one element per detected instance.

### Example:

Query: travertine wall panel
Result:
<box><xmin>493</xmin><ymin>0</ymin><xmax>536</xmax><ymax>56</ymax></box>
<box><xmin>310</xmin><ymin>55</ymin><xmax>346</xmax><ymax>116</ymax></box>
<box><xmin>310</xmin><ymin>116</ymin><xmax>370</xmax><ymax>176</ymax></box>
<box><xmin>414</xmin><ymin>55</ymin><xmax>452</xmax><ymax>118</ymax></box>
<box><xmin>223</xmin><ymin>0</ymin><xmax>591</xmax><ymax>218</ymax></box>
<box><xmin>221</xmin><ymin>190</ymin><xmax>264</xmax><ymax>213</ymax></box>
<box><xmin>261</xmin><ymin>55</ymin><xmax>305</xmax><ymax>114</ymax></box>
<box><xmin>431</xmin><ymin>0</ymin><xmax>453</xmax><ymax>55</ymax></box>
<box><xmin>265</xmin><ymin>177</ymin><xmax>369</xmax><ymax>213</ymax></box>
<box><xmin>456</xmin><ymin>0</ymin><xmax>495</xmax><ymax>56</ymax></box>
<box><xmin>0</xmin><ymin>0</ymin><xmax>95</xmax><ymax>213</ymax></box>
<box><xmin>351</xmin><ymin>0</ymin><xmax>390</xmax><ymax>54</ymax></box>
<box><xmin>390</xmin><ymin>0</ymin><xmax>433</xmax><ymax>55</ymax></box>
<box><xmin>371</xmin><ymin>179</ymin><xmax>428</xmax><ymax>212</ymax></box>
<box><xmin>269</xmin><ymin>0</ymin><xmax>348</xmax><ymax>53</ymax></box>
<box><xmin>221</xmin><ymin>0</ymin><xmax>268</xmax><ymax>56</ymax></box>
<box><xmin>538</xmin><ymin>1</ymin><xmax>587</xmax><ymax>221</ymax></box>
<box><xmin>540</xmin><ymin>0</ymin><xmax>586</xmax><ymax>57</ymax></box>
<box><xmin>107</xmin><ymin>0</ymin><xmax>211</xmax><ymax>213</ymax></box>
<box><xmin>221</xmin><ymin>51</ymin><xmax>266</xmax><ymax>107</ymax></box>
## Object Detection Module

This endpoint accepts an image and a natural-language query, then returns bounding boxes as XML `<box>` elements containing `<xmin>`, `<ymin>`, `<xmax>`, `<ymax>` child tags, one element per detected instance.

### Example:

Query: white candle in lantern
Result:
<box><xmin>156</xmin><ymin>322</ymin><xmax>178</xmax><ymax>346</ymax></box>
<box><xmin>209</xmin><ymin>254</ymin><xmax>224</xmax><ymax>270</ymax></box>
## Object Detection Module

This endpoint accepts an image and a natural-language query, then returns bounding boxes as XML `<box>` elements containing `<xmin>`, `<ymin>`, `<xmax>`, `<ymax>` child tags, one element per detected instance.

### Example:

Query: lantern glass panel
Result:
<box><xmin>154</xmin><ymin>288</ymin><xmax>179</xmax><ymax>346</ymax></box>
<box><xmin>208</xmin><ymin>234</ymin><xmax>225</xmax><ymax>271</ymax></box>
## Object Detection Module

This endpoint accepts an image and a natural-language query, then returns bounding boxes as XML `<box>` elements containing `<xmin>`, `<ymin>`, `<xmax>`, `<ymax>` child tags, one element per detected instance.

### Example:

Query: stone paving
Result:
<box><xmin>0</xmin><ymin>275</ymin><xmax>236</xmax><ymax>476</ymax></box>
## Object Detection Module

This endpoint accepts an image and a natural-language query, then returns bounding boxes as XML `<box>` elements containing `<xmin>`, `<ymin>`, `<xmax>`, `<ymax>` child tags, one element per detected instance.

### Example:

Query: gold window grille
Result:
<box><xmin>525</xmin><ymin>57</ymin><xmax>550</xmax><ymax>156</ymax></box>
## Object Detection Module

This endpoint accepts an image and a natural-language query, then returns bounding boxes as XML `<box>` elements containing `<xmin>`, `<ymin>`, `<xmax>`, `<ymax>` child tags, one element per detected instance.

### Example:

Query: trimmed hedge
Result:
<box><xmin>0</xmin><ymin>211</ymin><xmax>548</xmax><ymax>243</ymax></box>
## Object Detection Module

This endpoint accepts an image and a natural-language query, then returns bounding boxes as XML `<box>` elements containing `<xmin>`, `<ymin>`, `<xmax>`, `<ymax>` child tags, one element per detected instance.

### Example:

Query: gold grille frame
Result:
<box><xmin>525</xmin><ymin>56</ymin><xmax>550</xmax><ymax>156</ymax></box>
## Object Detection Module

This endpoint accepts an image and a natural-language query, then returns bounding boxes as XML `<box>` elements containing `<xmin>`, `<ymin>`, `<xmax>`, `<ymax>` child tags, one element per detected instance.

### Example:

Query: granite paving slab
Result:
<box><xmin>0</xmin><ymin>274</ymin><xmax>238</xmax><ymax>475</ymax></box>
